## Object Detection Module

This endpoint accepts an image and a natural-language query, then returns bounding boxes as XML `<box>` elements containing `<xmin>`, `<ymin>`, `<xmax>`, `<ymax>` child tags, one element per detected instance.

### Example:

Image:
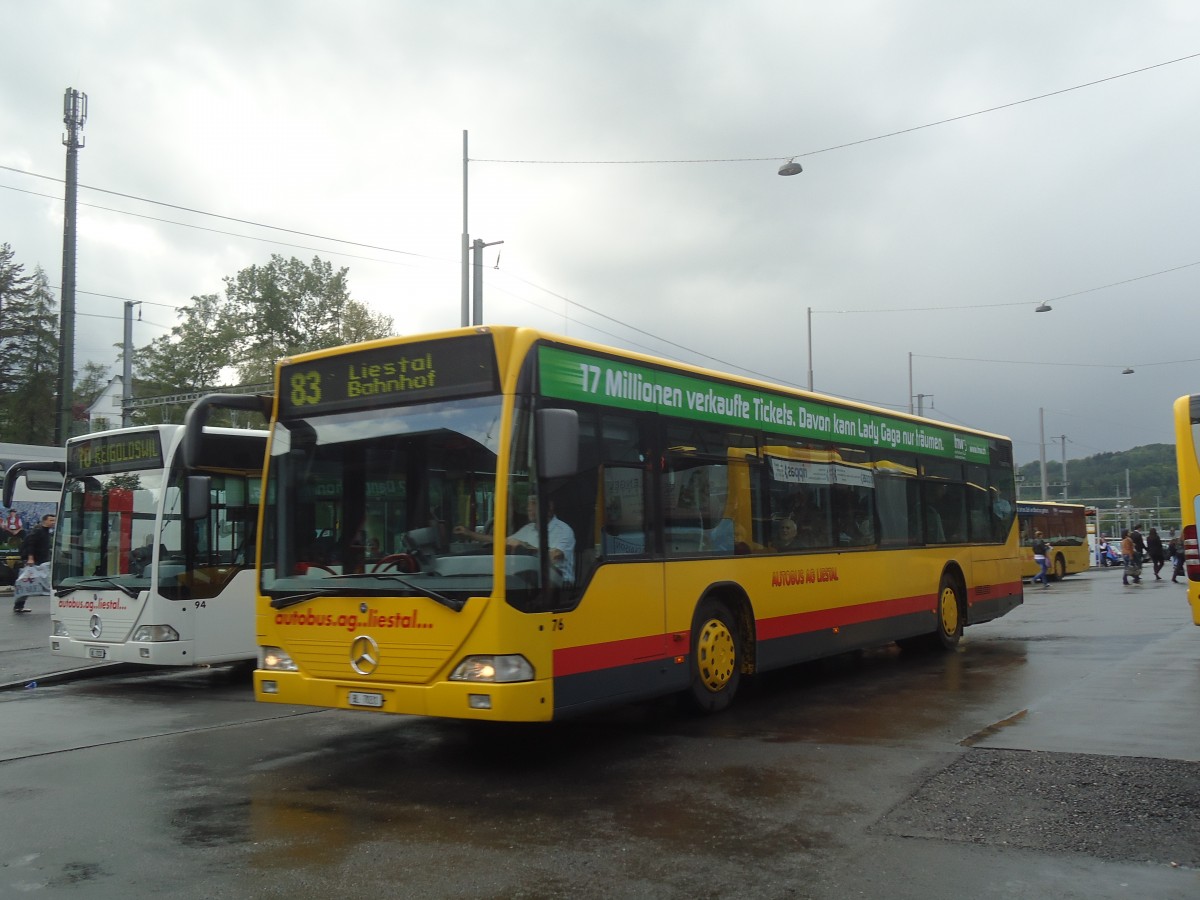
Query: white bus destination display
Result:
<box><xmin>68</xmin><ymin>431</ymin><xmax>165</xmax><ymax>475</ymax></box>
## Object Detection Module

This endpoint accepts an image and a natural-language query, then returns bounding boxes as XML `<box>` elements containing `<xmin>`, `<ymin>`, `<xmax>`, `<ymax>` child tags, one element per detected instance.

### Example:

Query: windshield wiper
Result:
<box><xmin>269</xmin><ymin>588</ymin><xmax>344</xmax><ymax>610</ymax></box>
<box><xmin>55</xmin><ymin>577</ymin><xmax>140</xmax><ymax>599</ymax></box>
<box><xmin>326</xmin><ymin>572</ymin><xmax>463</xmax><ymax>611</ymax></box>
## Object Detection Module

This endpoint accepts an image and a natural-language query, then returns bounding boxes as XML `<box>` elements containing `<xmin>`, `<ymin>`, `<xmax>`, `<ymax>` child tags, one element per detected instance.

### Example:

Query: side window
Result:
<box><xmin>965</xmin><ymin>463</ymin><xmax>992</xmax><ymax>543</ymax></box>
<box><xmin>764</xmin><ymin>443</ymin><xmax>833</xmax><ymax>551</ymax></box>
<box><xmin>832</xmin><ymin>448</ymin><xmax>875</xmax><ymax>547</ymax></box>
<box><xmin>662</xmin><ymin>422</ymin><xmax>757</xmax><ymax>557</ymax></box>
<box><xmin>598</xmin><ymin>413</ymin><xmax>650</xmax><ymax>558</ymax></box>
<box><xmin>873</xmin><ymin>451</ymin><xmax>921</xmax><ymax>547</ymax></box>
<box><xmin>921</xmin><ymin>460</ymin><xmax>966</xmax><ymax>545</ymax></box>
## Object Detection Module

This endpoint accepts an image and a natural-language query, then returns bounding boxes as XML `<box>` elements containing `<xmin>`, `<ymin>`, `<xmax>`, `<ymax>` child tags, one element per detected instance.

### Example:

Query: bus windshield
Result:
<box><xmin>262</xmin><ymin>394</ymin><xmax>509</xmax><ymax>602</ymax></box>
<box><xmin>54</xmin><ymin>465</ymin><xmax>179</xmax><ymax>593</ymax></box>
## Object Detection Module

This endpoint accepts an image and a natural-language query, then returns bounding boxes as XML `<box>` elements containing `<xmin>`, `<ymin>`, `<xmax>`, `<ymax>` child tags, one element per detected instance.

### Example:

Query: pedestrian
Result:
<box><xmin>1169</xmin><ymin>536</ymin><xmax>1186</xmax><ymax>583</ymax></box>
<box><xmin>1031</xmin><ymin>531</ymin><xmax>1051</xmax><ymax>589</ymax></box>
<box><xmin>1130</xmin><ymin>523</ymin><xmax>1146</xmax><ymax>575</ymax></box>
<box><xmin>14</xmin><ymin>513</ymin><xmax>55</xmax><ymax>613</ymax></box>
<box><xmin>1147</xmin><ymin>527</ymin><xmax>1165</xmax><ymax>580</ymax></box>
<box><xmin>1120</xmin><ymin>529</ymin><xmax>1140</xmax><ymax>585</ymax></box>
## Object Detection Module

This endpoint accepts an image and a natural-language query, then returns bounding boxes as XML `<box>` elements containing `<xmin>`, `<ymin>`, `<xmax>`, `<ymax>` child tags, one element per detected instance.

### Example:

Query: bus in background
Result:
<box><xmin>1174</xmin><ymin>393</ymin><xmax>1200</xmax><ymax>624</ymax></box>
<box><xmin>251</xmin><ymin>326</ymin><xmax>1023</xmax><ymax>722</ymax></box>
<box><xmin>1016</xmin><ymin>500</ymin><xmax>1090</xmax><ymax>581</ymax></box>
<box><xmin>42</xmin><ymin>417</ymin><xmax>267</xmax><ymax>667</ymax></box>
<box><xmin>1</xmin><ymin>443</ymin><xmax>65</xmax><ymax>584</ymax></box>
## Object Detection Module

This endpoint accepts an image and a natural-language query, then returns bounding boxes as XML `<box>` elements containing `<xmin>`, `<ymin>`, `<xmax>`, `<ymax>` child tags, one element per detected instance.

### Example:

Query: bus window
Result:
<box><xmin>921</xmin><ymin>461</ymin><xmax>966</xmax><ymax>544</ymax></box>
<box><xmin>873</xmin><ymin>451</ymin><xmax>921</xmax><ymax>547</ymax></box>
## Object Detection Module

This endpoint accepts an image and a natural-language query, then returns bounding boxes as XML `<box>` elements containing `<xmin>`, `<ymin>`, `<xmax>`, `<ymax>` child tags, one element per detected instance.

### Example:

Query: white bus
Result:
<box><xmin>41</xmin><ymin>411</ymin><xmax>267</xmax><ymax>667</ymax></box>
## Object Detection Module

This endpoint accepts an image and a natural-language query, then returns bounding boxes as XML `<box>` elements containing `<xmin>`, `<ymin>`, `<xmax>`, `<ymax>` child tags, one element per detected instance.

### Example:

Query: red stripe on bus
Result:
<box><xmin>554</xmin><ymin>580</ymin><xmax>1023</xmax><ymax>677</ymax></box>
<box><xmin>554</xmin><ymin>633</ymin><xmax>681</xmax><ymax>677</ymax></box>
<box><xmin>757</xmin><ymin>593</ymin><xmax>933</xmax><ymax>640</ymax></box>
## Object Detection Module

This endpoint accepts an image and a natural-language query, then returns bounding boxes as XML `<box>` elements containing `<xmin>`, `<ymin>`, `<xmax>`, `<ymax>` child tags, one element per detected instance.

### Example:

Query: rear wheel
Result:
<box><xmin>685</xmin><ymin>598</ymin><xmax>741</xmax><ymax>713</ymax></box>
<box><xmin>1053</xmin><ymin>554</ymin><xmax>1067</xmax><ymax>580</ymax></box>
<box><xmin>933</xmin><ymin>572</ymin><xmax>964</xmax><ymax>650</ymax></box>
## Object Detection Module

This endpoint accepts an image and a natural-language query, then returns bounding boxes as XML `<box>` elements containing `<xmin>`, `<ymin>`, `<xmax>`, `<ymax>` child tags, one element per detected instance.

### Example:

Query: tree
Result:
<box><xmin>0</xmin><ymin>266</ymin><xmax>60</xmax><ymax>443</ymax></box>
<box><xmin>75</xmin><ymin>360</ymin><xmax>112</xmax><ymax>409</ymax></box>
<box><xmin>223</xmin><ymin>255</ymin><xmax>392</xmax><ymax>384</ymax></box>
<box><xmin>130</xmin><ymin>255</ymin><xmax>392</xmax><ymax>418</ymax></box>
<box><xmin>134</xmin><ymin>292</ymin><xmax>238</xmax><ymax>395</ymax></box>
<box><xmin>0</xmin><ymin>242</ymin><xmax>35</xmax><ymax>402</ymax></box>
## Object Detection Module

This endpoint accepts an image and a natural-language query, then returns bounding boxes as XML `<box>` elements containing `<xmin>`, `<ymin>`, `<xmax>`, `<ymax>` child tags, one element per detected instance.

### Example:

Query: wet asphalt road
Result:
<box><xmin>0</xmin><ymin>570</ymin><xmax>1197</xmax><ymax>899</ymax></box>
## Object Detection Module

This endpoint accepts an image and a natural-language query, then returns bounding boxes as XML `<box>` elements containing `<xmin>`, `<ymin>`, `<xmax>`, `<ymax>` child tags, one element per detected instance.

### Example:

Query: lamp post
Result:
<box><xmin>471</xmin><ymin>238</ymin><xmax>504</xmax><ymax>326</ymax></box>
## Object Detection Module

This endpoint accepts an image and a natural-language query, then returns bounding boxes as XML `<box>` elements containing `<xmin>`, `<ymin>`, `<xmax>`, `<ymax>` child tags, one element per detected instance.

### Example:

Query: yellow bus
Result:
<box><xmin>1016</xmin><ymin>500</ymin><xmax>1090</xmax><ymax>581</ymax></box>
<box><xmin>249</xmin><ymin>326</ymin><xmax>1023</xmax><ymax>721</ymax></box>
<box><xmin>1174</xmin><ymin>393</ymin><xmax>1200</xmax><ymax>624</ymax></box>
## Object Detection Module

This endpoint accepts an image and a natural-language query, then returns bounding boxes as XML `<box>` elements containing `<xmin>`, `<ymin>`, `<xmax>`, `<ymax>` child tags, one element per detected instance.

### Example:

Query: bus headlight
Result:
<box><xmin>261</xmin><ymin>646</ymin><xmax>299</xmax><ymax>672</ymax></box>
<box><xmin>132</xmin><ymin>625</ymin><xmax>180</xmax><ymax>642</ymax></box>
<box><xmin>52</xmin><ymin>620</ymin><xmax>69</xmax><ymax>637</ymax></box>
<box><xmin>449</xmin><ymin>655</ymin><xmax>534</xmax><ymax>683</ymax></box>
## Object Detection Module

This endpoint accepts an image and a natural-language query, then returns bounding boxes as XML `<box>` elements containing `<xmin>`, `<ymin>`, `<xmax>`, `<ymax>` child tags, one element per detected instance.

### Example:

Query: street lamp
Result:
<box><xmin>778</xmin><ymin>158</ymin><xmax>803</xmax><ymax>176</ymax></box>
<box><xmin>1035</xmin><ymin>302</ymin><xmax>1052</xmax><ymax>313</ymax></box>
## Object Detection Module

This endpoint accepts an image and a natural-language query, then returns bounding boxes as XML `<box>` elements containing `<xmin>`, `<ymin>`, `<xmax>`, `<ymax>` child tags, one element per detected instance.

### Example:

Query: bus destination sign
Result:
<box><xmin>69</xmin><ymin>431</ymin><xmax>165</xmax><ymax>476</ymax></box>
<box><xmin>278</xmin><ymin>334</ymin><xmax>500</xmax><ymax>417</ymax></box>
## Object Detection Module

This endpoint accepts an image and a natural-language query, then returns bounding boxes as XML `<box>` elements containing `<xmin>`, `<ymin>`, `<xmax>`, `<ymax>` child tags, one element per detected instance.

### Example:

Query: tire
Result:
<box><xmin>932</xmin><ymin>572</ymin><xmax>964</xmax><ymax>650</ymax></box>
<box><xmin>685</xmin><ymin>598</ymin><xmax>741</xmax><ymax>713</ymax></box>
<box><xmin>1053</xmin><ymin>554</ymin><xmax>1067</xmax><ymax>581</ymax></box>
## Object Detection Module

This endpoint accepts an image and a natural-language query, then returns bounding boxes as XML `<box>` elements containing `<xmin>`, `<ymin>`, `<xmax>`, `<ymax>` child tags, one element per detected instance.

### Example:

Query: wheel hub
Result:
<box><xmin>697</xmin><ymin>618</ymin><xmax>736</xmax><ymax>692</ymax></box>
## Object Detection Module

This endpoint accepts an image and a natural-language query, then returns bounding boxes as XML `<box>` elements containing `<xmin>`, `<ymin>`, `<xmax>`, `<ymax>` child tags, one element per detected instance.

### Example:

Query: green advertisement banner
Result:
<box><xmin>538</xmin><ymin>345</ymin><xmax>990</xmax><ymax>464</ymax></box>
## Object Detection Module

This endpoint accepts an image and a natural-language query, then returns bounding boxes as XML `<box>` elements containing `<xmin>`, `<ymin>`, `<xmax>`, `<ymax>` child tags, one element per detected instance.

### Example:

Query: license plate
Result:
<box><xmin>88</xmin><ymin>647</ymin><xmax>107</xmax><ymax>659</ymax></box>
<box><xmin>348</xmin><ymin>691</ymin><xmax>384</xmax><ymax>708</ymax></box>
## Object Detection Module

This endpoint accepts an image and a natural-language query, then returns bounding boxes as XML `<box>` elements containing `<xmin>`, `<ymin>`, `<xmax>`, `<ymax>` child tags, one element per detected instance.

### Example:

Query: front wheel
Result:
<box><xmin>685</xmin><ymin>598</ymin><xmax>741</xmax><ymax>713</ymax></box>
<box><xmin>1053</xmin><ymin>554</ymin><xmax>1067</xmax><ymax>580</ymax></box>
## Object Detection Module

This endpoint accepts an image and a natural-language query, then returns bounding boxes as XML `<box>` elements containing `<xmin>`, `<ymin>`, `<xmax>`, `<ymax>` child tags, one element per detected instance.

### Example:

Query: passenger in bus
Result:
<box><xmin>600</xmin><ymin>498</ymin><xmax>644</xmax><ymax>555</ymax></box>
<box><xmin>771</xmin><ymin>517</ymin><xmax>803</xmax><ymax>551</ymax></box>
<box><xmin>456</xmin><ymin>495</ymin><xmax>577</xmax><ymax>582</ymax></box>
<box><xmin>785</xmin><ymin>491</ymin><xmax>827</xmax><ymax>548</ymax></box>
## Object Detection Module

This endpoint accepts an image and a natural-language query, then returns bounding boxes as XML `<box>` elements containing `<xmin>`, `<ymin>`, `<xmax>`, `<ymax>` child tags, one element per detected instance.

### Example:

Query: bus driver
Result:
<box><xmin>455</xmin><ymin>494</ymin><xmax>576</xmax><ymax>583</ymax></box>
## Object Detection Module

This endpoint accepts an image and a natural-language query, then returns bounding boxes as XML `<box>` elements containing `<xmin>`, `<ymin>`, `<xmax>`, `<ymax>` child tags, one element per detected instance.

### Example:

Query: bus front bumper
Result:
<box><xmin>254</xmin><ymin>670</ymin><xmax>555</xmax><ymax>722</ymax></box>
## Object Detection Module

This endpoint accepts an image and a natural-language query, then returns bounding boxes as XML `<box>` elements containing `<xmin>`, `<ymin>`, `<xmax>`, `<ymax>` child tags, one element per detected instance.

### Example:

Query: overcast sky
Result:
<box><xmin>2</xmin><ymin>1</ymin><xmax>1197</xmax><ymax>472</ymax></box>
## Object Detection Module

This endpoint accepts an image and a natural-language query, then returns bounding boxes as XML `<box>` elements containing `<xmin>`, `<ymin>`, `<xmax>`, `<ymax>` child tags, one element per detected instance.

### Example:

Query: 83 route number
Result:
<box><xmin>290</xmin><ymin>370</ymin><xmax>322</xmax><ymax>407</ymax></box>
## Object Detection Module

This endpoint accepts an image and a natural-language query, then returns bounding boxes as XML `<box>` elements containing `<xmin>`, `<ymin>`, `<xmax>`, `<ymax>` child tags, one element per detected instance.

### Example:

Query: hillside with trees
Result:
<box><xmin>1018</xmin><ymin>443</ymin><xmax>1178</xmax><ymax>511</ymax></box>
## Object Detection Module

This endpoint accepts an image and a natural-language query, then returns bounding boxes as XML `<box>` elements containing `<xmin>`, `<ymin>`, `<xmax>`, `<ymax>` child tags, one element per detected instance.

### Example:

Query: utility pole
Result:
<box><xmin>56</xmin><ymin>87</ymin><xmax>87</xmax><ymax>446</ymax></box>
<box><xmin>1038</xmin><ymin>407</ymin><xmax>1047</xmax><ymax>500</ymax></box>
<box><xmin>122</xmin><ymin>301</ymin><xmax>140</xmax><ymax>426</ymax></box>
<box><xmin>1057</xmin><ymin>434</ymin><xmax>1068</xmax><ymax>499</ymax></box>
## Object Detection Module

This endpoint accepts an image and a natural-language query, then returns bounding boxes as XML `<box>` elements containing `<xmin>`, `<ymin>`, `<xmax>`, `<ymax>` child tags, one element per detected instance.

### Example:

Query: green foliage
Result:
<box><xmin>222</xmin><ymin>255</ymin><xmax>393</xmax><ymax>384</ymax></box>
<box><xmin>133</xmin><ymin>254</ymin><xmax>394</xmax><ymax>408</ymax></box>
<box><xmin>1018</xmin><ymin>443</ymin><xmax>1178</xmax><ymax>509</ymax></box>
<box><xmin>0</xmin><ymin>264</ymin><xmax>60</xmax><ymax>444</ymax></box>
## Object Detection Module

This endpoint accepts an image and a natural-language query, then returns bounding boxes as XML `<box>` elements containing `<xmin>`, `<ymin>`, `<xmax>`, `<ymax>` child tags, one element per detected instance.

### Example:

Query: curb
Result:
<box><xmin>0</xmin><ymin>662</ymin><xmax>145</xmax><ymax>693</ymax></box>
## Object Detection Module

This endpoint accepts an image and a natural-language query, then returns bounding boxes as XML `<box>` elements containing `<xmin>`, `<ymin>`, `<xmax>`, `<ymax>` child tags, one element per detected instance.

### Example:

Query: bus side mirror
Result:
<box><xmin>537</xmin><ymin>408</ymin><xmax>579</xmax><ymax>480</ymax></box>
<box><xmin>186</xmin><ymin>476</ymin><xmax>211</xmax><ymax>520</ymax></box>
